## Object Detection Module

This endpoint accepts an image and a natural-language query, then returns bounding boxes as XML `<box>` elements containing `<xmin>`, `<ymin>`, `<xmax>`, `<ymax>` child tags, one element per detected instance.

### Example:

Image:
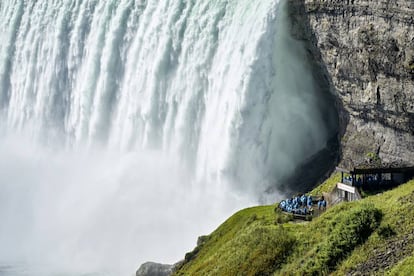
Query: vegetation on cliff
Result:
<box><xmin>174</xmin><ymin>176</ymin><xmax>414</xmax><ymax>275</ymax></box>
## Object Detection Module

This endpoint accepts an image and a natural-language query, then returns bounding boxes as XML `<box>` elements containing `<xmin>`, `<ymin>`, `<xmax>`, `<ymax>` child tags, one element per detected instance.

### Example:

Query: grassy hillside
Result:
<box><xmin>174</xmin><ymin>176</ymin><xmax>414</xmax><ymax>275</ymax></box>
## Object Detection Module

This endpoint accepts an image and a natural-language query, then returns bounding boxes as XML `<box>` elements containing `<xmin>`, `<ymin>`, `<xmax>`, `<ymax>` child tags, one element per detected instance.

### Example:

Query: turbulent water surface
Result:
<box><xmin>0</xmin><ymin>0</ymin><xmax>337</xmax><ymax>274</ymax></box>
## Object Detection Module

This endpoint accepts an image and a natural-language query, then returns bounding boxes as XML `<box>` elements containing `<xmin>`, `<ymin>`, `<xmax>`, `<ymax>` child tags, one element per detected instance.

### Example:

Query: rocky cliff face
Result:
<box><xmin>289</xmin><ymin>0</ymin><xmax>414</xmax><ymax>169</ymax></box>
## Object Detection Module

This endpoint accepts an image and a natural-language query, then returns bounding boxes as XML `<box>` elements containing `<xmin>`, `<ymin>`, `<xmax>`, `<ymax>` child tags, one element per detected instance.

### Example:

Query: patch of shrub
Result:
<box><xmin>301</xmin><ymin>204</ymin><xmax>382</xmax><ymax>274</ymax></box>
<box><xmin>377</xmin><ymin>224</ymin><xmax>396</xmax><ymax>238</ymax></box>
<box><xmin>365</xmin><ymin>152</ymin><xmax>382</xmax><ymax>166</ymax></box>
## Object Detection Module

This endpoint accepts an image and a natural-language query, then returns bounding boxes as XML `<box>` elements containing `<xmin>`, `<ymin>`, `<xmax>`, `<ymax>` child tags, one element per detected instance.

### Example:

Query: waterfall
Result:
<box><xmin>0</xmin><ymin>0</ymin><xmax>337</xmax><ymax>274</ymax></box>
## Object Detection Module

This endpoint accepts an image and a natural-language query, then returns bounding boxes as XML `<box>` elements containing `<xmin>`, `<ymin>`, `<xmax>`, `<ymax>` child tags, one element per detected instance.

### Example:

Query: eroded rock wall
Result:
<box><xmin>289</xmin><ymin>0</ymin><xmax>414</xmax><ymax>168</ymax></box>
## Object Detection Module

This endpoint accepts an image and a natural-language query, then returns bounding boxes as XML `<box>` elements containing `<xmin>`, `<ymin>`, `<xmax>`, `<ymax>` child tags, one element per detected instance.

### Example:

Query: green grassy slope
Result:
<box><xmin>174</xmin><ymin>177</ymin><xmax>414</xmax><ymax>276</ymax></box>
<box><xmin>174</xmin><ymin>206</ymin><xmax>296</xmax><ymax>275</ymax></box>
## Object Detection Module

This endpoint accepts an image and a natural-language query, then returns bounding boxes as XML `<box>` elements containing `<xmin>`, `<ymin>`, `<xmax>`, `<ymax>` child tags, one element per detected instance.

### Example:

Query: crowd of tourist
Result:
<box><xmin>279</xmin><ymin>194</ymin><xmax>327</xmax><ymax>216</ymax></box>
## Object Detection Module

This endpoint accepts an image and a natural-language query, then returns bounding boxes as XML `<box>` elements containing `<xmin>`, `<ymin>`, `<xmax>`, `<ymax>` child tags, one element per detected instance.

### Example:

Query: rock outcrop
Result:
<box><xmin>289</xmin><ymin>0</ymin><xmax>414</xmax><ymax>169</ymax></box>
<box><xmin>136</xmin><ymin>262</ymin><xmax>173</xmax><ymax>276</ymax></box>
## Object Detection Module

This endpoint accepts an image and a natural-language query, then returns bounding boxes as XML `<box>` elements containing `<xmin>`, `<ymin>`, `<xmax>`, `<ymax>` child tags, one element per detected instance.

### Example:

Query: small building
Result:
<box><xmin>337</xmin><ymin>166</ymin><xmax>414</xmax><ymax>190</ymax></box>
<box><xmin>327</xmin><ymin>166</ymin><xmax>414</xmax><ymax>205</ymax></box>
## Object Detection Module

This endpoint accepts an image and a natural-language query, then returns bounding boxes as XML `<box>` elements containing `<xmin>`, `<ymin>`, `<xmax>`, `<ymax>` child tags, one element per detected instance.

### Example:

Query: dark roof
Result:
<box><xmin>336</xmin><ymin>166</ymin><xmax>414</xmax><ymax>175</ymax></box>
<box><xmin>351</xmin><ymin>166</ymin><xmax>414</xmax><ymax>175</ymax></box>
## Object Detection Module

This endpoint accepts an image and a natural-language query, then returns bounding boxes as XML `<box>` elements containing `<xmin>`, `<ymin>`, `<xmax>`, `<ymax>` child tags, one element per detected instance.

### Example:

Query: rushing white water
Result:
<box><xmin>0</xmin><ymin>0</ymin><xmax>337</xmax><ymax>275</ymax></box>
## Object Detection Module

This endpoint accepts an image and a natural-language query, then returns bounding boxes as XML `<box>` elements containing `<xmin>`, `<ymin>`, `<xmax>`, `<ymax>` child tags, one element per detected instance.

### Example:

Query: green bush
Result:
<box><xmin>365</xmin><ymin>152</ymin><xmax>382</xmax><ymax>166</ymax></box>
<box><xmin>300</xmin><ymin>204</ymin><xmax>382</xmax><ymax>274</ymax></box>
<box><xmin>377</xmin><ymin>224</ymin><xmax>396</xmax><ymax>238</ymax></box>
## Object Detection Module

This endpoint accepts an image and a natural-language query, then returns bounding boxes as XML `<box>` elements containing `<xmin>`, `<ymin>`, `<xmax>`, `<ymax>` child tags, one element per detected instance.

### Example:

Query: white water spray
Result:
<box><xmin>0</xmin><ymin>0</ymin><xmax>336</xmax><ymax>274</ymax></box>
